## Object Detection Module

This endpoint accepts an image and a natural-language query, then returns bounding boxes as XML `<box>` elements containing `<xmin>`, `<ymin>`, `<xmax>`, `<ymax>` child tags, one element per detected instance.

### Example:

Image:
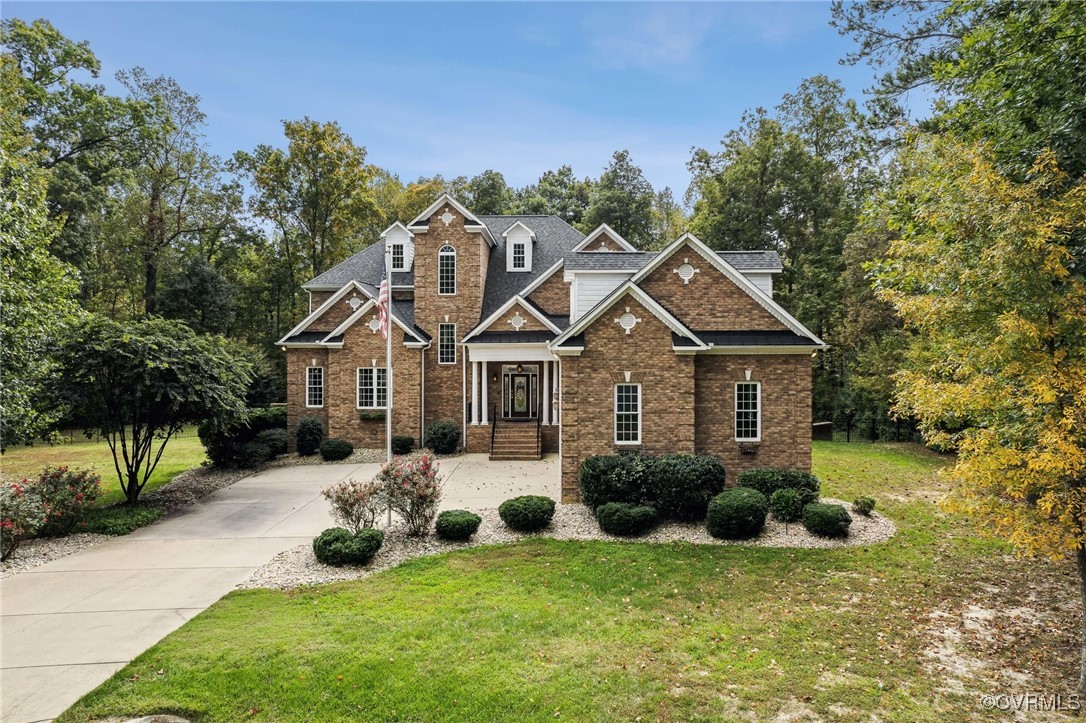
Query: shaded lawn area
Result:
<box><xmin>1</xmin><ymin>433</ymin><xmax>207</xmax><ymax>507</ymax></box>
<box><xmin>59</xmin><ymin>443</ymin><xmax>1081</xmax><ymax>722</ymax></box>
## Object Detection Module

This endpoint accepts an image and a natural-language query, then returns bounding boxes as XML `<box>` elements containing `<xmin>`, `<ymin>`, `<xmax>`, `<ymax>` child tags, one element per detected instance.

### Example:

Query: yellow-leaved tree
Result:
<box><xmin>873</xmin><ymin>134</ymin><xmax>1086</xmax><ymax>690</ymax></box>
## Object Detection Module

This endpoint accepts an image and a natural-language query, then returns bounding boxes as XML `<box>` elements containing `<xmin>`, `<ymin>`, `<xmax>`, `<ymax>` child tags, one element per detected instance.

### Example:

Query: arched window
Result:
<box><xmin>438</xmin><ymin>245</ymin><xmax>456</xmax><ymax>295</ymax></box>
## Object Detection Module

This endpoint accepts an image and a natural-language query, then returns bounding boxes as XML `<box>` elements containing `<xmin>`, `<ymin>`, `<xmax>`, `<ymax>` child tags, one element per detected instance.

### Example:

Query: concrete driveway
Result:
<box><xmin>0</xmin><ymin>454</ymin><xmax>558</xmax><ymax>722</ymax></box>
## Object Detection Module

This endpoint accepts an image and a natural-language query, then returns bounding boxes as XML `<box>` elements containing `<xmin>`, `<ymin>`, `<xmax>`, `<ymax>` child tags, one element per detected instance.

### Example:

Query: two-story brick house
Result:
<box><xmin>279</xmin><ymin>193</ymin><xmax>826</xmax><ymax>502</ymax></box>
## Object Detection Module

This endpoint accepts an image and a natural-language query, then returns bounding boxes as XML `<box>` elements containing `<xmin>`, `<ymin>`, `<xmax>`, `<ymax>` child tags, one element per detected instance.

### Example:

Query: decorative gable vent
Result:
<box><xmin>673</xmin><ymin>258</ymin><xmax>700</xmax><ymax>284</ymax></box>
<box><xmin>614</xmin><ymin>307</ymin><xmax>642</xmax><ymax>335</ymax></box>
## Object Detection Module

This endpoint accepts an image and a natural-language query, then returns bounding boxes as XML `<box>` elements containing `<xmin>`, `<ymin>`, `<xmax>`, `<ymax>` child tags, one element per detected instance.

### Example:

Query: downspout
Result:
<box><xmin>420</xmin><ymin>344</ymin><xmax>427</xmax><ymax>449</ymax></box>
<box><xmin>461</xmin><ymin>346</ymin><xmax>467</xmax><ymax>452</ymax></box>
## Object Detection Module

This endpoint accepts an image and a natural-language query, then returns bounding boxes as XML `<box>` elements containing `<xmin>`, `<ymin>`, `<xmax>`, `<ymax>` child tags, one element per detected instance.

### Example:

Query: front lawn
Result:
<box><xmin>1</xmin><ymin>432</ymin><xmax>207</xmax><ymax>507</ymax></box>
<box><xmin>59</xmin><ymin>442</ymin><xmax>1081</xmax><ymax>721</ymax></box>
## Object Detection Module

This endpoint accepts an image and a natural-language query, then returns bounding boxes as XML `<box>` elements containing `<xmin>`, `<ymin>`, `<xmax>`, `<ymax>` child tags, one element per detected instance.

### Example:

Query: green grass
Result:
<box><xmin>1</xmin><ymin>433</ymin><xmax>207</xmax><ymax>507</ymax></box>
<box><xmin>58</xmin><ymin>442</ymin><xmax>1081</xmax><ymax>722</ymax></box>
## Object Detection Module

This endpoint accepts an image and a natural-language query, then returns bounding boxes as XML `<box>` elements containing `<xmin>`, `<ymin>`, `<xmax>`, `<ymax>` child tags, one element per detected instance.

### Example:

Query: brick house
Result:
<box><xmin>279</xmin><ymin>193</ymin><xmax>826</xmax><ymax>502</ymax></box>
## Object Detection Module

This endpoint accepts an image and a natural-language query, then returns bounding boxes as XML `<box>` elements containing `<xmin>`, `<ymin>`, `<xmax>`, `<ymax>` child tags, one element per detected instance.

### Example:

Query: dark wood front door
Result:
<box><xmin>509</xmin><ymin>373</ymin><xmax>532</xmax><ymax>418</ymax></box>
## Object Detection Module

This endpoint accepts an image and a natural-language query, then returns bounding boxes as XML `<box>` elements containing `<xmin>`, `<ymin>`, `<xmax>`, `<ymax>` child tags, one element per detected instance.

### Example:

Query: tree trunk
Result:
<box><xmin>1077</xmin><ymin>545</ymin><xmax>1086</xmax><ymax>696</ymax></box>
<box><xmin>144</xmin><ymin>256</ymin><xmax>158</xmax><ymax>315</ymax></box>
<box><xmin>126</xmin><ymin>469</ymin><xmax>141</xmax><ymax>506</ymax></box>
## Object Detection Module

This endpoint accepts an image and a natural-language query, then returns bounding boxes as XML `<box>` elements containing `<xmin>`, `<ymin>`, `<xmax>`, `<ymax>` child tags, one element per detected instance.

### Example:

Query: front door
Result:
<box><xmin>509</xmin><ymin>373</ymin><xmax>532</xmax><ymax>419</ymax></box>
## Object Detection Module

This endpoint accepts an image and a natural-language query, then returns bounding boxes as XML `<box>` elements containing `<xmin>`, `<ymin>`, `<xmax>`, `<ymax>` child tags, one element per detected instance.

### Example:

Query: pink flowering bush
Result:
<box><xmin>375</xmin><ymin>451</ymin><xmax>443</xmax><ymax>536</ymax></box>
<box><xmin>322</xmin><ymin>478</ymin><xmax>383</xmax><ymax>533</ymax></box>
<box><xmin>35</xmin><ymin>466</ymin><xmax>101</xmax><ymax>537</ymax></box>
<box><xmin>1</xmin><ymin>481</ymin><xmax>46</xmax><ymax>561</ymax></box>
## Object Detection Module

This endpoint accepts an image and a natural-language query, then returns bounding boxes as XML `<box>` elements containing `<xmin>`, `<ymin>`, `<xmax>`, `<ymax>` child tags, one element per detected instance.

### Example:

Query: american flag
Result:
<box><xmin>377</xmin><ymin>271</ymin><xmax>390</xmax><ymax>340</ymax></box>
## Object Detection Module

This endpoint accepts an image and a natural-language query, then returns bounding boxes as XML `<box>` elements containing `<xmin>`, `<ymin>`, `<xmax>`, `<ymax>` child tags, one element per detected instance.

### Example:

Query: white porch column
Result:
<box><xmin>481</xmin><ymin>362</ymin><xmax>489</xmax><ymax>424</ymax></box>
<box><xmin>471</xmin><ymin>361</ymin><xmax>480</xmax><ymax>425</ymax></box>
<box><xmin>556</xmin><ymin>360</ymin><xmax>561</xmax><ymax>426</ymax></box>
<box><xmin>542</xmin><ymin>360</ymin><xmax>551</xmax><ymax>425</ymax></box>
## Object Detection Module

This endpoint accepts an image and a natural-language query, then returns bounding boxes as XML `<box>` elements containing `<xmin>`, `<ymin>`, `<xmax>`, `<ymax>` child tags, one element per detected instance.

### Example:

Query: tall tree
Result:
<box><xmin>650</xmin><ymin>187</ymin><xmax>686</xmax><ymax>249</ymax></box>
<box><xmin>466</xmin><ymin>170</ymin><xmax>512</xmax><ymax>214</ymax></box>
<box><xmin>158</xmin><ymin>255</ymin><xmax>237</xmax><ymax>335</ymax></box>
<box><xmin>872</xmin><ymin>135</ymin><xmax>1086</xmax><ymax>691</ymax></box>
<box><xmin>584</xmin><ymin>150</ymin><xmax>655</xmax><ymax>247</ymax></box>
<box><xmin>512</xmin><ymin>165</ymin><xmax>593</xmax><ymax>227</ymax></box>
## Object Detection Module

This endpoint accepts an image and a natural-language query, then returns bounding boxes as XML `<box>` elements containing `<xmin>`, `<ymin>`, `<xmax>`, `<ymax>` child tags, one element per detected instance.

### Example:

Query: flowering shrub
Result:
<box><xmin>35</xmin><ymin>466</ymin><xmax>101</xmax><ymax>537</ymax></box>
<box><xmin>375</xmin><ymin>451</ymin><xmax>442</xmax><ymax>536</ymax></box>
<box><xmin>1</xmin><ymin>481</ymin><xmax>47</xmax><ymax>561</ymax></box>
<box><xmin>322</xmin><ymin>478</ymin><xmax>384</xmax><ymax>533</ymax></box>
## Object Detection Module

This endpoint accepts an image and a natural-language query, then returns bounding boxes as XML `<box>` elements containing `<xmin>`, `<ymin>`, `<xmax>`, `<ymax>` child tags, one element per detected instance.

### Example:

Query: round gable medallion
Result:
<box><xmin>509</xmin><ymin>313</ymin><xmax>526</xmax><ymax>330</ymax></box>
<box><xmin>440</xmin><ymin>210</ymin><xmax>455</xmax><ymax>226</ymax></box>
<box><xmin>347</xmin><ymin>296</ymin><xmax>363</xmax><ymax>310</ymax></box>
<box><xmin>618</xmin><ymin>312</ymin><xmax>639</xmax><ymax>334</ymax></box>
<box><xmin>367</xmin><ymin>317</ymin><xmax>381</xmax><ymax>333</ymax></box>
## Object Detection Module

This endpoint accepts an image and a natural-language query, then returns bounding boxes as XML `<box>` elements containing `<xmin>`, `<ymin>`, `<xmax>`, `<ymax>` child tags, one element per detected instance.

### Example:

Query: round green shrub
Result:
<box><xmin>650</xmin><ymin>454</ymin><xmax>726</xmax><ymax>521</ymax></box>
<box><xmin>769</xmin><ymin>488</ymin><xmax>804</xmax><ymax>523</ymax></box>
<box><xmin>255</xmin><ymin>428</ymin><xmax>288</xmax><ymax>457</ymax></box>
<box><xmin>296</xmin><ymin>417</ymin><xmax>324</xmax><ymax>456</ymax></box>
<box><xmin>596</xmin><ymin>502</ymin><xmax>658</xmax><ymax>537</ymax></box>
<box><xmin>312</xmin><ymin>527</ymin><xmax>384</xmax><ymax>566</ymax></box>
<box><xmin>578</xmin><ymin>454</ymin><xmax>650</xmax><ymax>511</ymax></box>
<box><xmin>498</xmin><ymin>495</ymin><xmax>556</xmax><ymax>532</ymax></box>
<box><xmin>236</xmin><ymin>441</ymin><xmax>272</xmax><ymax>468</ymax></box>
<box><xmin>198</xmin><ymin>407</ymin><xmax>288</xmax><ymax>467</ymax></box>
<box><xmin>852</xmin><ymin>496</ymin><xmax>876</xmax><ymax>516</ymax></box>
<box><xmin>706</xmin><ymin>487</ymin><xmax>768</xmax><ymax>540</ymax></box>
<box><xmin>435</xmin><ymin>510</ymin><xmax>482</xmax><ymax>541</ymax></box>
<box><xmin>319</xmin><ymin>438</ymin><xmax>354</xmax><ymax>462</ymax></box>
<box><xmin>425</xmin><ymin>420</ymin><xmax>460</xmax><ymax>454</ymax></box>
<box><xmin>803</xmin><ymin>503</ymin><xmax>852</xmax><ymax>538</ymax></box>
<box><xmin>736</xmin><ymin>468</ymin><xmax>820</xmax><ymax>506</ymax></box>
<box><xmin>392</xmin><ymin>435</ymin><xmax>415</xmax><ymax>455</ymax></box>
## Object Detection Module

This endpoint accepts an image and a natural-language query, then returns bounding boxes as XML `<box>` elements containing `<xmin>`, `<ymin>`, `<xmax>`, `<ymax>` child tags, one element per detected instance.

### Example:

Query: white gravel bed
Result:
<box><xmin>240</xmin><ymin>498</ymin><xmax>896</xmax><ymax>591</ymax></box>
<box><xmin>0</xmin><ymin>533</ymin><xmax>112</xmax><ymax>579</ymax></box>
<box><xmin>266</xmin><ymin>448</ymin><xmax>386</xmax><ymax>467</ymax></box>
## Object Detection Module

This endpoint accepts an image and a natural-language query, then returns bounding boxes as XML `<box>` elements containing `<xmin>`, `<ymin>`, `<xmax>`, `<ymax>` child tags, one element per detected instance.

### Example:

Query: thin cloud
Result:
<box><xmin>583</xmin><ymin>5</ymin><xmax>719</xmax><ymax>70</ymax></box>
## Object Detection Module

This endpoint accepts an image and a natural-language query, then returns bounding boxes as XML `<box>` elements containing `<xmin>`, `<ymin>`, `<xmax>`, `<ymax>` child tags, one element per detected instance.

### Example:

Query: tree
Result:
<box><xmin>466</xmin><ymin>170</ymin><xmax>511</xmax><ymax>214</ymax></box>
<box><xmin>872</xmin><ymin>135</ymin><xmax>1086</xmax><ymax>690</ymax></box>
<box><xmin>584</xmin><ymin>150</ymin><xmax>655</xmax><ymax>247</ymax></box>
<box><xmin>51</xmin><ymin>315</ymin><xmax>253</xmax><ymax>504</ymax></box>
<box><xmin>158</xmin><ymin>255</ymin><xmax>237</xmax><ymax>335</ymax></box>
<box><xmin>0</xmin><ymin>54</ymin><xmax>81</xmax><ymax>446</ymax></box>
<box><xmin>650</xmin><ymin>187</ymin><xmax>685</xmax><ymax>249</ymax></box>
<box><xmin>512</xmin><ymin>165</ymin><xmax>593</xmax><ymax>227</ymax></box>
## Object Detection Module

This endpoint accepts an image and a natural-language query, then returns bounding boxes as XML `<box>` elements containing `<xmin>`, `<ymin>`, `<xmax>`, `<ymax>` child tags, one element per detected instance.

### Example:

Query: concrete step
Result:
<box><xmin>489</xmin><ymin>453</ymin><xmax>543</xmax><ymax>461</ymax></box>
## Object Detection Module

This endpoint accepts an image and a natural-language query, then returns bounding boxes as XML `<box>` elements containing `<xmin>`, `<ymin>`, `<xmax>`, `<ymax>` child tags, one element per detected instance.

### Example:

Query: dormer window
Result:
<box><xmin>503</xmin><ymin>221</ymin><xmax>535</xmax><ymax>272</ymax></box>
<box><xmin>512</xmin><ymin>242</ymin><xmax>526</xmax><ymax>270</ymax></box>
<box><xmin>391</xmin><ymin>243</ymin><xmax>405</xmax><ymax>271</ymax></box>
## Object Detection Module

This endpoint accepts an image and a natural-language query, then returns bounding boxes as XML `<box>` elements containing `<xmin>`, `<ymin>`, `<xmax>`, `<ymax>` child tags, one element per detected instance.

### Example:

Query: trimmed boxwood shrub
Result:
<box><xmin>198</xmin><ymin>407</ymin><xmax>288</xmax><ymax>467</ymax></box>
<box><xmin>578</xmin><ymin>454</ymin><xmax>650</xmax><ymax>511</ymax></box>
<box><xmin>706</xmin><ymin>487</ymin><xmax>768</xmax><ymax>540</ymax></box>
<box><xmin>769</xmin><ymin>488</ymin><xmax>804</xmax><ymax>523</ymax></box>
<box><xmin>852</xmin><ymin>496</ymin><xmax>876</xmax><ymax>516</ymax></box>
<box><xmin>236</xmin><ymin>441</ymin><xmax>272</xmax><ymax>468</ymax></box>
<box><xmin>596</xmin><ymin>502</ymin><xmax>658</xmax><ymax>537</ymax></box>
<box><xmin>255</xmin><ymin>428</ymin><xmax>288</xmax><ymax>457</ymax></box>
<box><xmin>319</xmin><ymin>438</ymin><xmax>354</xmax><ymax>462</ymax></box>
<box><xmin>392</xmin><ymin>435</ymin><xmax>415</xmax><ymax>455</ymax></box>
<box><xmin>296</xmin><ymin>416</ymin><xmax>324</xmax><ymax>456</ymax></box>
<box><xmin>312</xmin><ymin>527</ymin><xmax>384</xmax><ymax>566</ymax></box>
<box><xmin>425</xmin><ymin>420</ymin><xmax>460</xmax><ymax>454</ymax></box>
<box><xmin>435</xmin><ymin>510</ymin><xmax>482</xmax><ymax>541</ymax></box>
<box><xmin>737</xmin><ymin>468</ymin><xmax>820</xmax><ymax>506</ymax></box>
<box><xmin>803</xmin><ymin>503</ymin><xmax>852</xmax><ymax>538</ymax></box>
<box><xmin>650</xmin><ymin>454</ymin><xmax>726</xmax><ymax>521</ymax></box>
<box><xmin>498</xmin><ymin>495</ymin><xmax>556</xmax><ymax>532</ymax></box>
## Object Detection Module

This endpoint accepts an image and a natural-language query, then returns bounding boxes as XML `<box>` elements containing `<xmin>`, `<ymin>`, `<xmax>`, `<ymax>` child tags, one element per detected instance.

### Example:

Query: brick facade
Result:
<box><xmin>527</xmin><ymin>270</ymin><xmax>571</xmax><ymax>316</ymax></box>
<box><xmin>481</xmin><ymin>301</ymin><xmax>552</xmax><ymax>333</ymax></box>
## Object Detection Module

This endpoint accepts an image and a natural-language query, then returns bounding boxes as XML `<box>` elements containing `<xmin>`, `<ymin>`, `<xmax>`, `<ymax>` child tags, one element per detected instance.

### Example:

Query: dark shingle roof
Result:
<box><xmin>562</xmin><ymin>250</ymin><xmax>782</xmax><ymax>273</ymax></box>
<box><xmin>696</xmin><ymin>330</ymin><xmax>816</xmax><ymax>346</ymax></box>
<box><xmin>281</xmin><ymin>331</ymin><xmax>331</xmax><ymax>344</ymax></box>
<box><xmin>718</xmin><ymin>251</ymin><xmax>783</xmax><ymax>271</ymax></box>
<box><xmin>303</xmin><ymin>243</ymin><xmax>414</xmax><ymax>290</ymax></box>
<box><xmin>477</xmin><ymin>215</ymin><xmax>585</xmax><ymax>319</ymax></box>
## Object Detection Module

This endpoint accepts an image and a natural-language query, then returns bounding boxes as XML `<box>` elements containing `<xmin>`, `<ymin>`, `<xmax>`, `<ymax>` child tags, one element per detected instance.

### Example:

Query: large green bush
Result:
<box><xmin>435</xmin><ymin>510</ymin><xmax>482</xmax><ymax>541</ymax></box>
<box><xmin>312</xmin><ymin>527</ymin><xmax>384</xmax><ymax>566</ymax></box>
<box><xmin>596</xmin><ymin>502</ymin><xmax>658</xmax><ymax>537</ymax></box>
<box><xmin>706</xmin><ymin>487</ymin><xmax>768</xmax><ymax>540</ymax></box>
<box><xmin>578</xmin><ymin>455</ymin><xmax>650</xmax><ymax>510</ymax></box>
<box><xmin>392</xmin><ymin>435</ymin><xmax>415</xmax><ymax>455</ymax></box>
<box><xmin>199</xmin><ymin>407</ymin><xmax>288</xmax><ymax>467</ymax></box>
<box><xmin>802</xmin><ymin>503</ymin><xmax>852</xmax><ymax>538</ymax></box>
<box><xmin>424</xmin><ymin>420</ymin><xmax>460</xmax><ymax>454</ymax></box>
<box><xmin>736</xmin><ymin>468</ymin><xmax>820</xmax><ymax>506</ymax></box>
<box><xmin>498</xmin><ymin>495</ymin><xmax>556</xmax><ymax>532</ymax></box>
<box><xmin>296</xmin><ymin>416</ymin><xmax>324</xmax><ymax>456</ymax></box>
<box><xmin>319</xmin><ymin>438</ymin><xmax>354</xmax><ymax>462</ymax></box>
<box><xmin>255</xmin><ymin>428</ymin><xmax>289</xmax><ymax>456</ymax></box>
<box><xmin>650</xmin><ymin>454</ymin><xmax>726</xmax><ymax>521</ymax></box>
<box><xmin>769</xmin><ymin>488</ymin><xmax>804</xmax><ymax>523</ymax></box>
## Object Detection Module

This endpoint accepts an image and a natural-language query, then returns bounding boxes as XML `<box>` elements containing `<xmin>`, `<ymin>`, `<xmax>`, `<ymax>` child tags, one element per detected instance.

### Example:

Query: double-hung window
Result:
<box><xmin>438</xmin><ymin>245</ymin><xmax>456</xmax><ymax>295</ymax></box>
<box><xmin>391</xmin><ymin>243</ymin><xmax>405</xmax><ymax>271</ymax></box>
<box><xmin>614</xmin><ymin>383</ymin><xmax>641</xmax><ymax>445</ymax></box>
<box><xmin>438</xmin><ymin>323</ymin><xmax>456</xmax><ymax>365</ymax></box>
<box><xmin>735</xmin><ymin>381</ymin><xmax>761</xmax><ymax>441</ymax></box>
<box><xmin>305</xmin><ymin>367</ymin><xmax>324</xmax><ymax>408</ymax></box>
<box><xmin>357</xmin><ymin>367</ymin><xmax>388</xmax><ymax>409</ymax></box>
<box><xmin>512</xmin><ymin>242</ymin><xmax>526</xmax><ymax>270</ymax></box>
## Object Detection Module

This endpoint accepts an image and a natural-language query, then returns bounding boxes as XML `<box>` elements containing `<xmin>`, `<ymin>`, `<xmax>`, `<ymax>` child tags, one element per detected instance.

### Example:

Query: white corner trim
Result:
<box><xmin>462</xmin><ymin>295</ymin><xmax>561</xmax><ymax>342</ymax></box>
<box><xmin>549</xmin><ymin>282</ymin><xmax>706</xmax><ymax>350</ymax></box>
<box><xmin>572</xmin><ymin>223</ymin><xmax>638</xmax><ymax>252</ymax></box>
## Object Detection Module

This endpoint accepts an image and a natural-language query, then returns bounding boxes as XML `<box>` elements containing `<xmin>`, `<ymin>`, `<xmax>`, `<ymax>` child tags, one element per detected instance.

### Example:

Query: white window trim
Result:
<box><xmin>390</xmin><ymin>243</ymin><xmax>406</xmax><ymax>272</ymax></box>
<box><xmin>438</xmin><ymin>323</ymin><xmax>457</xmax><ymax>365</ymax></box>
<box><xmin>438</xmin><ymin>245</ymin><xmax>457</xmax><ymax>296</ymax></box>
<box><xmin>511</xmin><ymin>241</ymin><xmax>527</xmax><ymax>270</ymax></box>
<box><xmin>305</xmin><ymin>366</ymin><xmax>324</xmax><ymax>409</ymax></box>
<box><xmin>356</xmin><ymin>367</ymin><xmax>388</xmax><ymax>409</ymax></box>
<box><xmin>734</xmin><ymin>381</ymin><xmax>761</xmax><ymax>442</ymax></box>
<box><xmin>614</xmin><ymin>383</ymin><xmax>641</xmax><ymax>445</ymax></box>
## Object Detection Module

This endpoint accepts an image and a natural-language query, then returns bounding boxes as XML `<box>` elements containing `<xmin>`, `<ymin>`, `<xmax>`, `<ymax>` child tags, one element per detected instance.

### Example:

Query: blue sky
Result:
<box><xmin>6</xmin><ymin>2</ymin><xmax>879</xmax><ymax>197</ymax></box>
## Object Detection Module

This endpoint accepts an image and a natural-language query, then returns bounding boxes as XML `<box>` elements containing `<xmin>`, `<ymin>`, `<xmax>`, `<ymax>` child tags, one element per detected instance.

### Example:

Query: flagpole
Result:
<box><xmin>384</xmin><ymin>244</ymin><xmax>393</xmax><ymax>528</ymax></box>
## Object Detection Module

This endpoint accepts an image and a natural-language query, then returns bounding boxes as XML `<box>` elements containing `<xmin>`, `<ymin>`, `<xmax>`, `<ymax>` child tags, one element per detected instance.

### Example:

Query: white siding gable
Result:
<box><xmin>383</xmin><ymin>224</ymin><xmax>415</xmax><ymax>272</ymax></box>
<box><xmin>504</xmin><ymin>223</ymin><xmax>534</xmax><ymax>273</ymax></box>
<box><xmin>742</xmin><ymin>272</ymin><xmax>773</xmax><ymax>297</ymax></box>
<box><xmin>568</xmin><ymin>272</ymin><xmax>632</xmax><ymax>322</ymax></box>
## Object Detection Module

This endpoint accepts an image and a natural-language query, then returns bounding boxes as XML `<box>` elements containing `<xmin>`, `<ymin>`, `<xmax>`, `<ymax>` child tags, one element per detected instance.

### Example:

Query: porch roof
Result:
<box><xmin>467</xmin><ymin>330</ymin><xmax>557</xmax><ymax>344</ymax></box>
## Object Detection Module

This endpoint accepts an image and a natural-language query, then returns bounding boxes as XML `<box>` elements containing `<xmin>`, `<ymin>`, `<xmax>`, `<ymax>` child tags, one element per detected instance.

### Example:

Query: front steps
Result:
<box><xmin>489</xmin><ymin>421</ymin><xmax>542</xmax><ymax>461</ymax></box>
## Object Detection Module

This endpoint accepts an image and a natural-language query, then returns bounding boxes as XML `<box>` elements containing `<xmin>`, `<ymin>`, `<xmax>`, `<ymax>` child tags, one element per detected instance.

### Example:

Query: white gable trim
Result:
<box><xmin>462</xmin><ymin>295</ymin><xmax>561</xmax><ymax>342</ymax></box>
<box><xmin>633</xmin><ymin>233</ymin><xmax>825</xmax><ymax>345</ymax></box>
<box><xmin>501</xmin><ymin>220</ymin><xmax>537</xmax><ymax>241</ymax></box>
<box><xmin>326</xmin><ymin>299</ymin><xmax>424</xmax><ymax>343</ymax></box>
<box><xmin>380</xmin><ymin>221</ymin><xmax>415</xmax><ymax>240</ymax></box>
<box><xmin>572</xmin><ymin>224</ymin><xmax>638</xmax><ymax>252</ymax></box>
<box><xmin>405</xmin><ymin>193</ymin><xmax>495</xmax><ymax>246</ymax></box>
<box><xmin>277</xmin><ymin>280</ymin><xmax>369</xmax><ymax>344</ymax></box>
<box><xmin>518</xmin><ymin>259</ymin><xmax>564</xmax><ymax>297</ymax></box>
<box><xmin>550</xmin><ymin>282</ymin><xmax>706</xmax><ymax>350</ymax></box>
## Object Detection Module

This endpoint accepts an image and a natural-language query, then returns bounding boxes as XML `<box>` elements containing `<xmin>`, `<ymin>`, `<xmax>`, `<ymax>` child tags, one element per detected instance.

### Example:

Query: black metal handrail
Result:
<box><xmin>489</xmin><ymin>403</ymin><xmax>498</xmax><ymax>450</ymax></box>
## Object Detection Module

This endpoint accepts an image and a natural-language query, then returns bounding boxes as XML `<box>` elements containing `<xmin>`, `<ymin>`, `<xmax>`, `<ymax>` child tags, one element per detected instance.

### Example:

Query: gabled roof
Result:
<box><xmin>549</xmin><ymin>282</ymin><xmax>707</xmax><ymax>352</ymax></box>
<box><xmin>278</xmin><ymin>280</ymin><xmax>369</xmax><ymax>343</ymax></box>
<box><xmin>563</xmin><ymin>252</ymin><xmax>657</xmax><ymax>272</ymax></box>
<box><xmin>327</xmin><ymin>298</ymin><xmax>429</xmax><ymax>347</ymax></box>
<box><xmin>572</xmin><ymin>223</ymin><xmax>638</xmax><ymax>252</ymax></box>
<box><xmin>380</xmin><ymin>221</ymin><xmax>415</xmax><ymax>240</ymax></box>
<box><xmin>303</xmin><ymin>241</ymin><xmax>413</xmax><ymax>290</ymax></box>
<box><xmin>277</xmin><ymin>280</ymin><xmax>428</xmax><ymax>347</ymax></box>
<box><xmin>463</xmin><ymin>294</ymin><xmax>561</xmax><ymax>343</ymax></box>
<box><xmin>501</xmin><ymin>220</ymin><xmax>536</xmax><ymax>241</ymax></box>
<box><xmin>407</xmin><ymin>193</ymin><xmax>495</xmax><ymax>246</ymax></box>
<box><xmin>630</xmin><ymin>233</ymin><xmax>824</xmax><ymax>346</ymax></box>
